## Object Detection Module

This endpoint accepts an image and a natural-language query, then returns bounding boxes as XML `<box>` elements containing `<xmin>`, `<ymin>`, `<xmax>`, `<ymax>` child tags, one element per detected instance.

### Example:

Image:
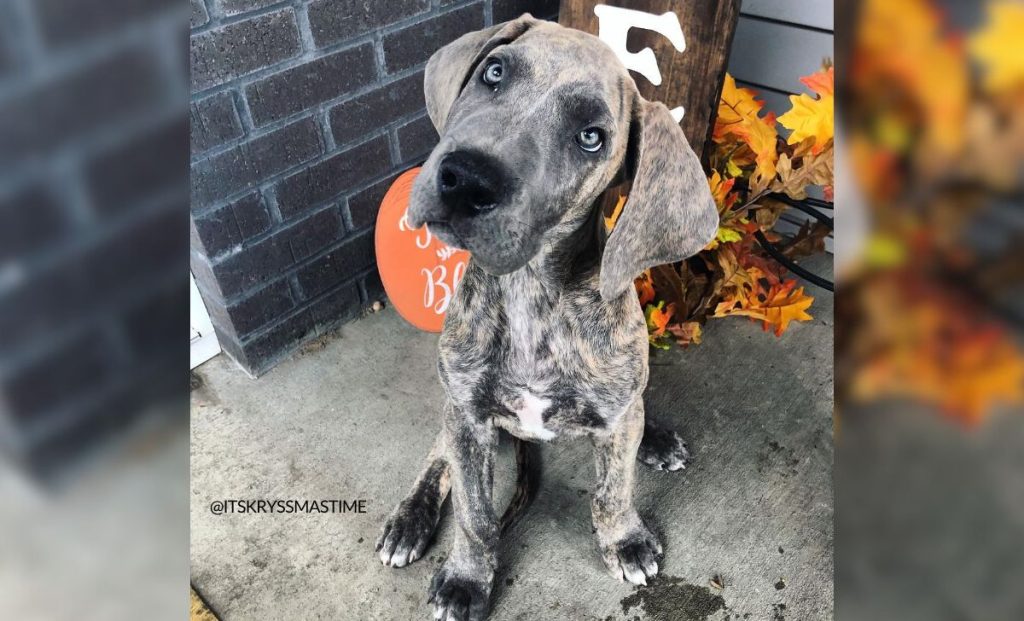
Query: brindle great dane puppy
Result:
<box><xmin>375</xmin><ymin>14</ymin><xmax>718</xmax><ymax>621</ymax></box>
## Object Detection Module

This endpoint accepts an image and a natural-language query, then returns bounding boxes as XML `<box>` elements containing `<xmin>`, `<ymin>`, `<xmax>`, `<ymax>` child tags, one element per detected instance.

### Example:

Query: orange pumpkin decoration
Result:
<box><xmin>374</xmin><ymin>168</ymin><xmax>471</xmax><ymax>332</ymax></box>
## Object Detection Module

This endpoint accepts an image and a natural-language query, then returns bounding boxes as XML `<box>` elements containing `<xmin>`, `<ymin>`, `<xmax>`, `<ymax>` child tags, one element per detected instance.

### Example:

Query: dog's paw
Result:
<box><xmin>427</xmin><ymin>560</ymin><xmax>493</xmax><ymax>621</ymax></box>
<box><xmin>375</xmin><ymin>496</ymin><xmax>442</xmax><ymax>568</ymax></box>
<box><xmin>599</xmin><ymin>522</ymin><xmax>663</xmax><ymax>586</ymax></box>
<box><xmin>638</xmin><ymin>424</ymin><xmax>692</xmax><ymax>471</ymax></box>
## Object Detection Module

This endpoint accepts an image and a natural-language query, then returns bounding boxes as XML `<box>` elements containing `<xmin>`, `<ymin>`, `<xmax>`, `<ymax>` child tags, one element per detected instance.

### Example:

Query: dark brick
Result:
<box><xmin>190</xmin><ymin>117</ymin><xmax>322</xmax><ymax>208</ymax></box>
<box><xmin>190</xmin><ymin>9</ymin><xmax>301</xmax><ymax>92</ymax></box>
<box><xmin>85</xmin><ymin>203</ymin><xmax>186</xmax><ymax>294</ymax></box>
<box><xmin>191</xmin><ymin>192</ymin><xmax>272</xmax><ymax>257</ymax></box>
<box><xmin>0</xmin><ymin>46</ymin><xmax>165</xmax><ymax>167</ymax></box>
<box><xmin>347</xmin><ymin>173</ymin><xmax>398</xmax><ymax>230</ymax></box>
<box><xmin>362</xmin><ymin>269</ymin><xmax>386</xmax><ymax>304</ymax></box>
<box><xmin>86</xmin><ymin>118</ymin><xmax>189</xmax><ymax>216</ymax></box>
<box><xmin>0</xmin><ymin>183</ymin><xmax>70</xmax><ymax>262</ymax></box>
<box><xmin>2</xmin><ymin>329</ymin><xmax>116</xmax><ymax>426</ymax></box>
<box><xmin>296</xmin><ymin>231</ymin><xmax>375</xmax><ymax>297</ymax></box>
<box><xmin>492</xmin><ymin>0</ymin><xmax>558</xmax><ymax>22</ymax></box>
<box><xmin>191</xmin><ymin>0</ymin><xmax>210</xmax><ymax>28</ymax></box>
<box><xmin>329</xmin><ymin>71</ymin><xmax>425</xmax><ymax>146</ymax></box>
<box><xmin>121</xmin><ymin>280</ymin><xmax>189</xmax><ymax>360</ymax></box>
<box><xmin>207</xmin><ymin>279</ymin><xmax>296</xmax><ymax>338</ymax></box>
<box><xmin>204</xmin><ymin>234</ymin><xmax>293</xmax><ymax>299</ymax></box>
<box><xmin>232</xmin><ymin>305</ymin><xmax>320</xmax><ymax>374</ymax></box>
<box><xmin>34</xmin><ymin>0</ymin><xmax>169</xmax><ymax>51</ymax></box>
<box><xmin>191</xmin><ymin>92</ymin><xmax>243</xmax><ymax>155</ymax></box>
<box><xmin>245</xmin><ymin>44</ymin><xmax>377</xmax><ymax>127</ymax></box>
<box><xmin>308</xmin><ymin>281</ymin><xmax>362</xmax><ymax>325</ymax></box>
<box><xmin>0</xmin><ymin>257</ymin><xmax>92</xmax><ymax>356</ymax></box>
<box><xmin>279</xmin><ymin>206</ymin><xmax>345</xmax><ymax>262</ymax></box>
<box><xmin>213</xmin><ymin>0</ymin><xmax>281</xmax><ymax>17</ymax></box>
<box><xmin>396</xmin><ymin>114</ymin><xmax>439</xmax><ymax>163</ymax></box>
<box><xmin>308</xmin><ymin>0</ymin><xmax>430</xmax><ymax>48</ymax></box>
<box><xmin>382</xmin><ymin>3</ymin><xmax>485</xmax><ymax>74</ymax></box>
<box><xmin>275</xmin><ymin>134</ymin><xmax>390</xmax><ymax>219</ymax></box>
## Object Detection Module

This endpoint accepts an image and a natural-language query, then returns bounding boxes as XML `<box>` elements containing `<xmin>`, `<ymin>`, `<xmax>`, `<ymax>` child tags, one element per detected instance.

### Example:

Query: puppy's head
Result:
<box><xmin>407</xmin><ymin>15</ymin><xmax>717</xmax><ymax>300</ymax></box>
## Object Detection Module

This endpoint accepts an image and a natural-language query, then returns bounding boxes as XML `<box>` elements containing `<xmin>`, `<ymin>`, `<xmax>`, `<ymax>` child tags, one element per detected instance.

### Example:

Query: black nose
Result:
<box><xmin>437</xmin><ymin>151</ymin><xmax>506</xmax><ymax>214</ymax></box>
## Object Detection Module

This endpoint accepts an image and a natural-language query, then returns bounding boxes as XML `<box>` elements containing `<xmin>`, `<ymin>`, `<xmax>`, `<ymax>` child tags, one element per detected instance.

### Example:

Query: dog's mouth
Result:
<box><xmin>425</xmin><ymin>221</ymin><xmax>466</xmax><ymax>250</ymax></box>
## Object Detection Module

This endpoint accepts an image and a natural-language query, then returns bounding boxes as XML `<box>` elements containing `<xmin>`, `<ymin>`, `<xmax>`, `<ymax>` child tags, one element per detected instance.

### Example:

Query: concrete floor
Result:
<box><xmin>190</xmin><ymin>256</ymin><xmax>833</xmax><ymax>621</ymax></box>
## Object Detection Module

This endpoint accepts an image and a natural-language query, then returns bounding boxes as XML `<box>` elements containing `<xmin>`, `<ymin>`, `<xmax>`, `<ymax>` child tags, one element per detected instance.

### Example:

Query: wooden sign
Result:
<box><xmin>559</xmin><ymin>0</ymin><xmax>741</xmax><ymax>158</ymax></box>
<box><xmin>374</xmin><ymin>168</ymin><xmax>470</xmax><ymax>332</ymax></box>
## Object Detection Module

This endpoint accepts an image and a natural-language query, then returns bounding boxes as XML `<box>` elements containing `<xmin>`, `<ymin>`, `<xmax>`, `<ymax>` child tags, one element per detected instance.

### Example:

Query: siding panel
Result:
<box><xmin>741</xmin><ymin>0</ymin><xmax>834</xmax><ymax>31</ymax></box>
<box><xmin>728</xmin><ymin>16</ymin><xmax>833</xmax><ymax>95</ymax></box>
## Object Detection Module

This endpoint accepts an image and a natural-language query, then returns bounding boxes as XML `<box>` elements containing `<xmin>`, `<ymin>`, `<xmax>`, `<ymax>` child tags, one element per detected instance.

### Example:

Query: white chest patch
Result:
<box><xmin>513</xmin><ymin>390</ymin><xmax>556</xmax><ymax>440</ymax></box>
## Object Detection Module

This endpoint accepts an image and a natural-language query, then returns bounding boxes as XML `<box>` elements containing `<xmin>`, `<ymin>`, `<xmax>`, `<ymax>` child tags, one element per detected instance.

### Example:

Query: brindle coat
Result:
<box><xmin>374</xmin><ymin>15</ymin><xmax>718</xmax><ymax>621</ymax></box>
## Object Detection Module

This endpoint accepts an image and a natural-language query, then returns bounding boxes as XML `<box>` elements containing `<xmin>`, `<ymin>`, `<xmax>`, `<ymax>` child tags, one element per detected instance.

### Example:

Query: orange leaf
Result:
<box><xmin>800</xmin><ymin>66</ymin><xmax>834</xmax><ymax>97</ymax></box>
<box><xmin>634</xmin><ymin>271</ymin><xmax>656</xmax><ymax>306</ymax></box>
<box><xmin>645</xmin><ymin>301</ymin><xmax>675</xmax><ymax>337</ymax></box>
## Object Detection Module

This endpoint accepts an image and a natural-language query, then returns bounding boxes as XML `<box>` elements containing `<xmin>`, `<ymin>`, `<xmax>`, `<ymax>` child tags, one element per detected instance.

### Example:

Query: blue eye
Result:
<box><xmin>575</xmin><ymin>127</ymin><xmax>604</xmax><ymax>153</ymax></box>
<box><xmin>482</xmin><ymin>59</ymin><xmax>503</xmax><ymax>86</ymax></box>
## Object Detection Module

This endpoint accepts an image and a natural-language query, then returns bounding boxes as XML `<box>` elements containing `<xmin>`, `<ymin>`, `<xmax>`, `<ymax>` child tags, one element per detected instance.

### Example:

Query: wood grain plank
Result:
<box><xmin>559</xmin><ymin>0</ymin><xmax>742</xmax><ymax>158</ymax></box>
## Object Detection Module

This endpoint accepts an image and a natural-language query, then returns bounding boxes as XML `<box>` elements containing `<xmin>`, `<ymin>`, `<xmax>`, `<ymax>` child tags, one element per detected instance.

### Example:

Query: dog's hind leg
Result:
<box><xmin>376</xmin><ymin>432</ymin><xmax>451</xmax><ymax>567</ymax></box>
<box><xmin>592</xmin><ymin>397</ymin><xmax>663</xmax><ymax>586</ymax></box>
<box><xmin>637</xmin><ymin>419</ymin><xmax>692</xmax><ymax>471</ymax></box>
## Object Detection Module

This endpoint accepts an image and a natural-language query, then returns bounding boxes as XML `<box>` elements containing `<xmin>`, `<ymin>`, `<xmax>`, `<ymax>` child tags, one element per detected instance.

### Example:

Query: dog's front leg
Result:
<box><xmin>429</xmin><ymin>402</ymin><xmax>499</xmax><ymax>621</ymax></box>
<box><xmin>592</xmin><ymin>397</ymin><xmax>663</xmax><ymax>585</ymax></box>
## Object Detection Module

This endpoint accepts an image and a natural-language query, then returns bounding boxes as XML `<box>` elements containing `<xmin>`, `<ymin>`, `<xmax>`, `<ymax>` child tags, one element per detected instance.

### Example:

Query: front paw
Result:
<box><xmin>599</xmin><ymin>521</ymin><xmax>663</xmax><ymax>586</ymax></box>
<box><xmin>376</xmin><ymin>496</ymin><xmax>441</xmax><ymax>568</ymax></box>
<box><xmin>428</xmin><ymin>559</ymin><xmax>493</xmax><ymax>621</ymax></box>
<box><xmin>638</xmin><ymin>425</ymin><xmax>692</xmax><ymax>471</ymax></box>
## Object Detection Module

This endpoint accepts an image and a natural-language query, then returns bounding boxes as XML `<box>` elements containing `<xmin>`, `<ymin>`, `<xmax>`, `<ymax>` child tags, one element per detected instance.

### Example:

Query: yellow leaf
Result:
<box><xmin>714</xmin><ymin>74</ymin><xmax>765</xmax><ymax>141</ymax></box>
<box><xmin>715</xmin><ymin>74</ymin><xmax>779</xmax><ymax>178</ymax></box>
<box><xmin>778</xmin><ymin>93</ymin><xmax>834</xmax><ymax>154</ymax></box>
<box><xmin>969</xmin><ymin>1</ymin><xmax>1024</xmax><ymax>93</ymax></box>
<box><xmin>604</xmin><ymin>194</ymin><xmax>627</xmax><ymax>232</ymax></box>
<box><xmin>716</xmin><ymin>226</ymin><xmax>743</xmax><ymax>244</ymax></box>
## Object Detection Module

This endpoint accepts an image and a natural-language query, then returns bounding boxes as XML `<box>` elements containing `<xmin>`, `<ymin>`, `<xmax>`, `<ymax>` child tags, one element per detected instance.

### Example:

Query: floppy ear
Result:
<box><xmin>423</xmin><ymin>14</ymin><xmax>537</xmax><ymax>132</ymax></box>
<box><xmin>599</xmin><ymin>98</ymin><xmax>719</xmax><ymax>301</ymax></box>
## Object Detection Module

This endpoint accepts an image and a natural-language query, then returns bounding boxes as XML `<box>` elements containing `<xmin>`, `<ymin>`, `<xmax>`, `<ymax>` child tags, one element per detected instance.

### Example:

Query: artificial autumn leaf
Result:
<box><xmin>772</xmin><ymin>144</ymin><xmax>834</xmax><ymax>200</ymax></box>
<box><xmin>968</xmin><ymin>1</ymin><xmax>1024</xmax><ymax>94</ymax></box>
<box><xmin>635</xmin><ymin>270</ymin><xmax>656</xmax><ymax>306</ymax></box>
<box><xmin>714</xmin><ymin>74</ymin><xmax>779</xmax><ymax>180</ymax></box>
<box><xmin>778</xmin><ymin>67</ymin><xmax>834</xmax><ymax>154</ymax></box>
<box><xmin>800</xmin><ymin>66</ymin><xmax>834</xmax><ymax>97</ymax></box>
<box><xmin>668</xmin><ymin>321</ymin><xmax>703</xmax><ymax>347</ymax></box>
<box><xmin>848</xmin><ymin>275</ymin><xmax>1024</xmax><ymax>424</ymax></box>
<box><xmin>714</xmin><ymin>279</ymin><xmax>814</xmax><ymax>337</ymax></box>
<box><xmin>781</xmin><ymin>221</ymin><xmax>831</xmax><ymax>258</ymax></box>
<box><xmin>604</xmin><ymin>194</ymin><xmax>627</xmax><ymax>232</ymax></box>
<box><xmin>854</xmin><ymin>0</ymin><xmax>968</xmax><ymax>154</ymax></box>
<box><xmin>716</xmin><ymin>227</ymin><xmax>743</xmax><ymax>244</ymax></box>
<box><xmin>645</xmin><ymin>301</ymin><xmax>676</xmax><ymax>350</ymax></box>
<box><xmin>714</xmin><ymin>74</ymin><xmax>766</xmax><ymax>141</ymax></box>
<box><xmin>707</xmin><ymin>171</ymin><xmax>738</xmax><ymax>212</ymax></box>
<box><xmin>645</xmin><ymin>301</ymin><xmax>675</xmax><ymax>337</ymax></box>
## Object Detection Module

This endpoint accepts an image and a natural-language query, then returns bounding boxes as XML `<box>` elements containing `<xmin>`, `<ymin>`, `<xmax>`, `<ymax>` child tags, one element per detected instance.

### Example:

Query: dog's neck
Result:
<box><xmin>496</xmin><ymin>189</ymin><xmax>612</xmax><ymax>301</ymax></box>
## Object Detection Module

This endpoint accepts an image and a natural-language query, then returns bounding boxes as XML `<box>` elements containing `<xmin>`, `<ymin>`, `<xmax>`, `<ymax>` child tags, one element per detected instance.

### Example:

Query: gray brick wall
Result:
<box><xmin>189</xmin><ymin>0</ymin><xmax>557</xmax><ymax>376</ymax></box>
<box><xmin>0</xmin><ymin>0</ymin><xmax>187</xmax><ymax>476</ymax></box>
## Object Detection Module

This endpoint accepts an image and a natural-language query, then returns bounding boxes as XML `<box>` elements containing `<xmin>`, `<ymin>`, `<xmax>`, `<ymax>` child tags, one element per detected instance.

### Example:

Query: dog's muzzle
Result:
<box><xmin>435</xmin><ymin>150</ymin><xmax>510</xmax><ymax>217</ymax></box>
